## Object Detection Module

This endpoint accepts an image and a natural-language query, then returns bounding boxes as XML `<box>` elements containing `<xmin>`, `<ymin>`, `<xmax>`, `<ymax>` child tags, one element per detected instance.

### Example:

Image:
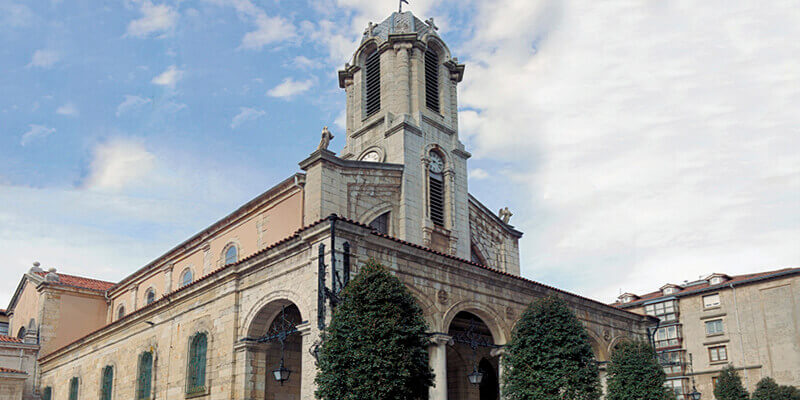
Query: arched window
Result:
<box><xmin>186</xmin><ymin>333</ymin><xmax>208</xmax><ymax>394</ymax></box>
<box><xmin>117</xmin><ymin>305</ymin><xmax>125</xmax><ymax>320</ymax></box>
<box><xmin>42</xmin><ymin>387</ymin><xmax>52</xmax><ymax>400</ymax></box>
<box><xmin>224</xmin><ymin>245</ymin><xmax>238</xmax><ymax>265</ymax></box>
<box><xmin>145</xmin><ymin>289</ymin><xmax>156</xmax><ymax>305</ymax></box>
<box><xmin>368</xmin><ymin>212</ymin><xmax>390</xmax><ymax>235</ymax></box>
<box><xmin>136</xmin><ymin>351</ymin><xmax>153</xmax><ymax>400</ymax></box>
<box><xmin>180</xmin><ymin>269</ymin><xmax>193</xmax><ymax>288</ymax></box>
<box><xmin>17</xmin><ymin>327</ymin><xmax>26</xmax><ymax>339</ymax></box>
<box><xmin>68</xmin><ymin>377</ymin><xmax>79</xmax><ymax>400</ymax></box>
<box><xmin>428</xmin><ymin>150</ymin><xmax>445</xmax><ymax>227</ymax></box>
<box><xmin>365</xmin><ymin>49</ymin><xmax>381</xmax><ymax>117</ymax></box>
<box><xmin>101</xmin><ymin>366</ymin><xmax>114</xmax><ymax>400</ymax></box>
<box><xmin>425</xmin><ymin>47</ymin><xmax>440</xmax><ymax>112</ymax></box>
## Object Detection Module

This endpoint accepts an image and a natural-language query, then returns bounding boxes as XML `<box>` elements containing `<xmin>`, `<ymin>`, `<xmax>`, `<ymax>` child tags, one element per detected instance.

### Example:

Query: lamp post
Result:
<box><xmin>687</xmin><ymin>353</ymin><xmax>701</xmax><ymax>400</ymax></box>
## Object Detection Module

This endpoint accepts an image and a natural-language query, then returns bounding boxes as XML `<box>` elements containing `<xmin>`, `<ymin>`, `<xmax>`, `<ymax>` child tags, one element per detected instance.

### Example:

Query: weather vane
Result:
<box><xmin>399</xmin><ymin>0</ymin><xmax>409</xmax><ymax>13</ymax></box>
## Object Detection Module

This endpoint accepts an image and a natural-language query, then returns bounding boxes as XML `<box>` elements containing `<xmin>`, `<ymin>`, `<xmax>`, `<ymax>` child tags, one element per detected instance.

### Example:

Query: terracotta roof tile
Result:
<box><xmin>34</xmin><ymin>272</ymin><xmax>116</xmax><ymax>292</ymax></box>
<box><xmin>613</xmin><ymin>267</ymin><xmax>800</xmax><ymax>307</ymax></box>
<box><xmin>0</xmin><ymin>366</ymin><xmax>27</xmax><ymax>374</ymax></box>
<box><xmin>0</xmin><ymin>335</ymin><xmax>23</xmax><ymax>344</ymax></box>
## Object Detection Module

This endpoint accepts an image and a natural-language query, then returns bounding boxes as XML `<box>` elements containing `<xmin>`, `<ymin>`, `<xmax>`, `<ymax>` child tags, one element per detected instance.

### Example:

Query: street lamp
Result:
<box><xmin>467</xmin><ymin>366</ymin><xmax>484</xmax><ymax>385</ymax></box>
<box><xmin>687</xmin><ymin>386</ymin><xmax>701</xmax><ymax>400</ymax></box>
<box><xmin>272</xmin><ymin>357</ymin><xmax>291</xmax><ymax>385</ymax></box>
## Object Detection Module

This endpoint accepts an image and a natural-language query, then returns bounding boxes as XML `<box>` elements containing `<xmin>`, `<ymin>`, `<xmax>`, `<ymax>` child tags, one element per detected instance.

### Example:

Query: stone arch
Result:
<box><xmin>608</xmin><ymin>335</ymin><xmax>631</xmax><ymax>356</ymax></box>
<box><xmin>240</xmin><ymin>290</ymin><xmax>308</xmax><ymax>339</ymax></box>
<box><xmin>424</xmin><ymin>143</ymin><xmax>452</xmax><ymax>172</ymax></box>
<box><xmin>442</xmin><ymin>300</ymin><xmax>508</xmax><ymax>345</ymax></box>
<box><xmin>359</xmin><ymin>202</ymin><xmax>395</xmax><ymax>235</ymax></box>
<box><xmin>402</xmin><ymin>284</ymin><xmax>440</xmax><ymax>332</ymax></box>
<box><xmin>446</xmin><ymin>310</ymin><xmax>501</xmax><ymax>400</ymax></box>
<box><xmin>354</xmin><ymin>38</ymin><xmax>381</xmax><ymax>66</ymax></box>
<box><xmin>586</xmin><ymin>329</ymin><xmax>610</xmax><ymax>362</ymax></box>
<box><xmin>422</xmin><ymin>34</ymin><xmax>452</xmax><ymax>61</ymax></box>
<box><xmin>220</xmin><ymin>240</ymin><xmax>241</xmax><ymax>267</ymax></box>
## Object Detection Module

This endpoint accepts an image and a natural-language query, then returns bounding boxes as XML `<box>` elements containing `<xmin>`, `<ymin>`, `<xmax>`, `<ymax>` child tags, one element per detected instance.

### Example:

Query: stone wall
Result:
<box><xmin>468</xmin><ymin>196</ymin><xmax>522</xmax><ymax>275</ymax></box>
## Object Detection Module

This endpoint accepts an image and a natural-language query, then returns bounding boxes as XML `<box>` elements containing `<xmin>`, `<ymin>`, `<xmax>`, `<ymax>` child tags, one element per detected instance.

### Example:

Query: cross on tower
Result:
<box><xmin>399</xmin><ymin>0</ymin><xmax>409</xmax><ymax>13</ymax></box>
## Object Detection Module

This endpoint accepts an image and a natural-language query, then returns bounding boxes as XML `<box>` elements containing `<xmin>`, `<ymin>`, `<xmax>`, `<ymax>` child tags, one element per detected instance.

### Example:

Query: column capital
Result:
<box><xmin>490</xmin><ymin>346</ymin><xmax>506</xmax><ymax>358</ymax></box>
<box><xmin>428</xmin><ymin>333</ymin><xmax>453</xmax><ymax>346</ymax></box>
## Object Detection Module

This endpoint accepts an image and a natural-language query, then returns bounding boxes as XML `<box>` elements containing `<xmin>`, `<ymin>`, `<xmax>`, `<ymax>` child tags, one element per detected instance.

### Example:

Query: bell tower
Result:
<box><xmin>337</xmin><ymin>11</ymin><xmax>470</xmax><ymax>258</ymax></box>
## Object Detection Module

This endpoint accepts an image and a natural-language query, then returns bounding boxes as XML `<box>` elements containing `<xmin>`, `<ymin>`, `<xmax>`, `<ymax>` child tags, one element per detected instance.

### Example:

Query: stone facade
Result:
<box><xmin>616</xmin><ymin>268</ymin><xmax>800</xmax><ymax>399</ymax></box>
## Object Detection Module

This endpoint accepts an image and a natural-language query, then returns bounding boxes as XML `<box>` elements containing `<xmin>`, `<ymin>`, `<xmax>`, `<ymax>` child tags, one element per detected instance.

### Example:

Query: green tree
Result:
<box><xmin>502</xmin><ymin>296</ymin><xmax>600</xmax><ymax>400</ymax></box>
<box><xmin>315</xmin><ymin>259</ymin><xmax>434</xmax><ymax>400</ymax></box>
<box><xmin>752</xmin><ymin>377</ymin><xmax>800</xmax><ymax>400</ymax></box>
<box><xmin>605</xmin><ymin>340</ymin><xmax>673</xmax><ymax>400</ymax></box>
<box><xmin>713</xmin><ymin>365</ymin><xmax>749</xmax><ymax>400</ymax></box>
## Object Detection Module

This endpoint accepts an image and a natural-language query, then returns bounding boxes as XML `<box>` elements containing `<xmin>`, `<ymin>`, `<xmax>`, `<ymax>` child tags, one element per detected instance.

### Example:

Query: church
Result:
<box><xmin>4</xmin><ymin>10</ymin><xmax>654</xmax><ymax>400</ymax></box>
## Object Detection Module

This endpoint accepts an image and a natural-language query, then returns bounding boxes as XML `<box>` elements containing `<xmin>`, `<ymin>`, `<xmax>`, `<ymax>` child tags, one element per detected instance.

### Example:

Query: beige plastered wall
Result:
<box><xmin>9</xmin><ymin>283</ymin><xmax>40</xmax><ymax>338</ymax></box>
<box><xmin>43</xmin><ymin>292</ymin><xmax>108</xmax><ymax>355</ymax></box>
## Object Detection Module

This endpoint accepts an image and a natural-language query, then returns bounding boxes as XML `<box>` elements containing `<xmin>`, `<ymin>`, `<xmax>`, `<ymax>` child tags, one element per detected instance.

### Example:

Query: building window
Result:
<box><xmin>654</xmin><ymin>325</ymin><xmax>681</xmax><ymax>348</ymax></box>
<box><xmin>368</xmin><ymin>212</ymin><xmax>390</xmax><ymax>235</ymax></box>
<box><xmin>703</xmin><ymin>293</ymin><xmax>720</xmax><ymax>308</ymax></box>
<box><xmin>145</xmin><ymin>289</ymin><xmax>156</xmax><ymax>305</ymax></box>
<box><xmin>17</xmin><ymin>327</ymin><xmax>26</xmax><ymax>339</ymax></box>
<box><xmin>712</xmin><ymin>376</ymin><xmax>719</xmax><ymax>389</ymax></box>
<box><xmin>365</xmin><ymin>50</ymin><xmax>381</xmax><ymax>117</ymax></box>
<box><xmin>224</xmin><ymin>245</ymin><xmax>238</xmax><ymax>265</ymax></box>
<box><xmin>644</xmin><ymin>300</ymin><xmax>679</xmax><ymax>322</ymax></box>
<box><xmin>659</xmin><ymin>351</ymin><xmax>684</xmax><ymax>375</ymax></box>
<box><xmin>428</xmin><ymin>150</ymin><xmax>445</xmax><ymax>227</ymax></box>
<box><xmin>42</xmin><ymin>387</ymin><xmax>52</xmax><ymax>400</ymax></box>
<box><xmin>180</xmin><ymin>269</ymin><xmax>193</xmax><ymax>288</ymax></box>
<box><xmin>471</xmin><ymin>245</ymin><xmax>486</xmax><ymax>265</ymax></box>
<box><xmin>709</xmin><ymin>345</ymin><xmax>728</xmax><ymax>362</ymax></box>
<box><xmin>101</xmin><ymin>366</ymin><xmax>114</xmax><ymax>400</ymax></box>
<box><xmin>0</xmin><ymin>321</ymin><xmax>8</xmax><ymax>336</ymax></box>
<box><xmin>663</xmin><ymin>286</ymin><xmax>679</xmax><ymax>295</ymax></box>
<box><xmin>425</xmin><ymin>47</ymin><xmax>440</xmax><ymax>112</ymax></box>
<box><xmin>117</xmin><ymin>305</ymin><xmax>125</xmax><ymax>320</ymax></box>
<box><xmin>136</xmin><ymin>351</ymin><xmax>153</xmax><ymax>400</ymax></box>
<box><xmin>69</xmin><ymin>377</ymin><xmax>79</xmax><ymax>400</ymax></box>
<box><xmin>705</xmin><ymin>319</ymin><xmax>724</xmax><ymax>335</ymax></box>
<box><xmin>664</xmin><ymin>379</ymin><xmax>686</xmax><ymax>400</ymax></box>
<box><xmin>187</xmin><ymin>333</ymin><xmax>208</xmax><ymax>394</ymax></box>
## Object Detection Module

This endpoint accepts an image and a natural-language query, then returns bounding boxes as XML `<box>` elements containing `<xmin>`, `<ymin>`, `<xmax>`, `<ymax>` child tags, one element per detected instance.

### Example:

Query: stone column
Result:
<box><xmin>491</xmin><ymin>347</ymin><xmax>506</xmax><ymax>399</ymax></box>
<box><xmin>394</xmin><ymin>43</ymin><xmax>412</xmax><ymax>115</ymax></box>
<box><xmin>299</xmin><ymin>324</ymin><xmax>317</xmax><ymax>400</ymax></box>
<box><xmin>164</xmin><ymin>263</ymin><xmax>173</xmax><ymax>293</ymax></box>
<box><xmin>429</xmin><ymin>333</ymin><xmax>451</xmax><ymax>400</ymax></box>
<box><xmin>203</xmin><ymin>243</ymin><xmax>212</xmax><ymax>275</ymax></box>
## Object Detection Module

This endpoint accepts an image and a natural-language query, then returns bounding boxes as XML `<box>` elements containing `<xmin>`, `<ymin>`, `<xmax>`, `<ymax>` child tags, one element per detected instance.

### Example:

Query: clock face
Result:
<box><xmin>361</xmin><ymin>151</ymin><xmax>381</xmax><ymax>162</ymax></box>
<box><xmin>429</xmin><ymin>152</ymin><xmax>444</xmax><ymax>173</ymax></box>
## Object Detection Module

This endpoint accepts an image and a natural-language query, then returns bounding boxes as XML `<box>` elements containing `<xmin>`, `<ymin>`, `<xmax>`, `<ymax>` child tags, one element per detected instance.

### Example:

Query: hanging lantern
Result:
<box><xmin>273</xmin><ymin>358</ymin><xmax>291</xmax><ymax>385</ymax></box>
<box><xmin>467</xmin><ymin>367</ymin><xmax>483</xmax><ymax>385</ymax></box>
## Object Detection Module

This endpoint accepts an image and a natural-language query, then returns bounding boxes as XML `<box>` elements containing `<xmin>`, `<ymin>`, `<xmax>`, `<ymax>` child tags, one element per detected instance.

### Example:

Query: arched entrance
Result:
<box><xmin>446</xmin><ymin>311</ymin><xmax>500</xmax><ymax>400</ymax></box>
<box><xmin>245</xmin><ymin>300</ymin><xmax>304</xmax><ymax>400</ymax></box>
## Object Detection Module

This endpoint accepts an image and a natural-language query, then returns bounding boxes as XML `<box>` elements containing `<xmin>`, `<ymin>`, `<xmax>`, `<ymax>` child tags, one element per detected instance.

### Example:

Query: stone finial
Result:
<box><xmin>425</xmin><ymin>17</ymin><xmax>438</xmax><ymax>31</ymax></box>
<box><xmin>498</xmin><ymin>207</ymin><xmax>513</xmax><ymax>224</ymax></box>
<box><xmin>318</xmin><ymin>126</ymin><xmax>334</xmax><ymax>151</ymax></box>
<box><xmin>29</xmin><ymin>261</ymin><xmax>43</xmax><ymax>273</ymax></box>
<box><xmin>364</xmin><ymin>21</ymin><xmax>375</xmax><ymax>37</ymax></box>
<box><xmin>45</xmin><ymin>267</ymin><xmax>59</xmax><ymax>283</ymax></box>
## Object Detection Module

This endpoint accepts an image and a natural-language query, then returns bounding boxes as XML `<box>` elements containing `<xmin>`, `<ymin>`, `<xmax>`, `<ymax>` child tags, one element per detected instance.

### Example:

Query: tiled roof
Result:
<box><xmin>0</xmin><ymin>366</ymin><xmax>27</xmax><ymax>374</ymax></box>
<box><xmin>613</xmin><ymin>267</ymin><xmax>800</xmax><ymax>308</ymax></box>
<box><xmin>0</xmin><ymin>335</ymin><xmax>23</xmax><ymax>343</ymax></box>
<box><xmin>34</xmin><ymin>272</ymin><xmax>116</xmax><ymax>292</ymax></box>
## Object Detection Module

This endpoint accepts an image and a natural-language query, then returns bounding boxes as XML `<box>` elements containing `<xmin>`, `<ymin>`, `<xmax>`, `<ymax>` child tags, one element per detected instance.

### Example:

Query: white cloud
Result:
<box><xmin>469</xmin><ymin>168</ymin><xmax>490</xmax><ymax>180</ymax></box>
<box><xmin>291</xmin><ymin>56</ymin><xmax>317</xmax><ymax>70</ymax></box>
<box><xmin>83</xmin><ymin>138</ymin><xmax>156</xmax><ymax>192</ymax></box>
<box><xmin>230</xmin><ymin>107</ymin><xmax>266</xmax><ymax>128</ymax></box>
<box><xmin>151</xmin><ymin>65</ymin><xmax>183</xmax><ymax>88</ymax></box>
<box><xmin>116</xmin><ymin>95</ymin><xmax>152</xmax><ymax>116</ymax></box>
<box><xmin>241</xmin><ymin>14</ymin><xmax>297</xmax><ymax>50</ymax></box>
<box><xmin>457</xmin><ymin>0</ymin><xmax>800</xmax><ymax>302</ymax></box>
<box><xmin>126</xmin><ymin>0</ymin><xmax>178</xmax><ymax>38</ymax></box>
<box><xmin>267</xmin><ymin>77</ymin><xmax>313</xmax><ymax>99</ymax></box>
<box><xmin>56</xmin><ymin>102</ymin><xmax>79</xmax><ymax>116</ymax></box>
<box><xmin>0</xmin><ymin>1</ymin><xmax>33</xmax><ymax>27</ymax></box>
<box><xmin>28</xmin><ymin>49</ymin><xmax>60</xmax><ymax>68</ymax></box>
<box><xmin>20</xmin><ymin>124</ymin><xmax>56</xmax><ymax>146</ymax></box>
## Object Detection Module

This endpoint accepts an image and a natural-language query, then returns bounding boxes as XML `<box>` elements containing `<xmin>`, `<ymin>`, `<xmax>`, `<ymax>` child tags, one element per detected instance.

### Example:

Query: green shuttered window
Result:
<box><xmin>68</xmin><ymin>377</ymin><xmax>78</xmax><ymax>400</ymax></box>
<box><xmin>136</xmin><ymin>351</ymin><xmax>153</xmax><ymax>400</ymax></box>
<box><xmin>101</xmin><ymin>366</ymin><xmax>113</xmax><ymax>400</ymax></box>
<box><xmin>187</xmin><ymin>333</ymin><xmax>208</xmax><ymax>394</ymax></box>
<box><xmin>42</xmin><ymin>387</ymin><xmax>52</xmax><ymax>400</ymax></box>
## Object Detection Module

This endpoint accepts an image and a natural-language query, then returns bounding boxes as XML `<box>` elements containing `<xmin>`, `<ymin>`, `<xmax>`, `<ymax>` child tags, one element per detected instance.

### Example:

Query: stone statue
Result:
<box><xmin>425</xmin><ymin>17</ymin><xmax>438</xmax><ymax>31</ymax></box>
<box><xmin>499</xmin><ymin>207</ymin><xmax>512</xmax><ymax>224</ymax></box>
<box><xmin>364</xmin><ymin>22</ymin><xmax>374</xmax><ymax>37</ymax></box>
<box><xmin>318</xmin><ymin>126</ymin><xmax>334</xmax><ymax>151</ymax></box>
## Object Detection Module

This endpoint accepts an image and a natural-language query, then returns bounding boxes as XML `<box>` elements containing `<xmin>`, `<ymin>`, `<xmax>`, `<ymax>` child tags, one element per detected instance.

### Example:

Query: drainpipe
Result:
<box><xmin>730</xmin><ymin>282</ymin><xmax>749</xmax><ymax>389</ymax></box>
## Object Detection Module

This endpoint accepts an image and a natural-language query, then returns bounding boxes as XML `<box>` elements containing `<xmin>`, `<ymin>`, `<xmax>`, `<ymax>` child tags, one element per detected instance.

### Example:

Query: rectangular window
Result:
<box><xmin>659</xmin><ymin>351</ymin><xmax>684</xmax><ymax>375</ymax></box>
<box><xmin>709</xmin><ymin>346</ymin><xmax>728</xmax><ymax>362</ymax></box>
<box><xmin>664</xmin><ymin>379</ymin><xmax>686</xmax><ymax>400</ymax></box>
<box><xmin>654</xmin><ymin>325</ymin><xmax>681</xmax><ymax>348</ymax></box>
<box><xmin>703</xmin><ymin>294</ymin><xmax>721</xmax><ymax>308</ymax></box>
<box><xmin>644</xmin><ymin>300</ymin><xmax>679</xmax><ymax>322</ymax></box>
<box><xmin>365</xmin><ymin>50</ymin><xmax>381</xmax><ymax>117</ymax></box>
<box><xmin>425</xmin><ymin>48</ymin><xmax>440</xmax><ymax>112</ymax></box>
<box><xmin>705</xmin><ymin>319</ymin><xmax>724</xmax><ymax>335</ymax></box>
<box><xmin>137</xmin><ymin>351</ymin><xmax>153</xmax><ymax>400</ymax></box>
<box><xmin>42</xmin><ymin>387</ymin><xmax>52</xmax><ymax>400</ymax></box>
<box><xmin>101</xmin><ymin>366</ymin><xmax>114</xmax><ymax>400</ymax></box>
<box><xmin>429</xmin><ymin>175</ymin><xmax>445</xmax><ymax>226</ymax></box>
<box><xmin>0</xmin><ymin>322</ymin><xmax>8</xmax><ymax>336</ymax></box>
<box><xmin>69</xmin><ymin>377</ymin><xmax>79</xmax><ymax>400</ymax></box>
<box><xmin>712</xmin><ymin>377</ymin><xmax>719</xmax><ymax>389</ymax></box>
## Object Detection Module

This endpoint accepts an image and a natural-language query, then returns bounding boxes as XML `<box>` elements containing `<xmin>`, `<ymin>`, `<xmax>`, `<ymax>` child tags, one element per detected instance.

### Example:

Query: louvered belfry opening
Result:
<box><xmin>429</xmin><ymin>173</ymin><xmax>445</xmax><ymax>227</ymax></box>
<box><xmin>425</xmin><ymin>47</ymin><xmax>440</xmax><ymax>113</ymax></box>
<box><xmin>365</xmin><ymin>50</ymin><xmax>381</xmax><ymax>117</ymax></box>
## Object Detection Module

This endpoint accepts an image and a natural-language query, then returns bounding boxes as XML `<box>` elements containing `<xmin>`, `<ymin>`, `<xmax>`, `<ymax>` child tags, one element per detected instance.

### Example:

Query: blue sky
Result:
<box><xmin>1</xmin><ymin>0</ymin><xmax>798</xmax><ymax>305</ymax></box>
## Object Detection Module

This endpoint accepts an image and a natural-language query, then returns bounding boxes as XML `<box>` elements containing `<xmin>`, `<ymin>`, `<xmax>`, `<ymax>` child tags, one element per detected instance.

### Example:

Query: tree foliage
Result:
<box><xmin>605</xmin><ymin>340</ymin><xmax>673</xmax><ymax>400</ymax></box>
<box><xmin>502</xmin><ymin>296</ymin><xmax>601</xmax><ymax>400</ymax></box>
<box><xmin>751</xmin><ymin>377</ymin><xmax>800</xmax><ymax>400</ymax></box>
<box><xmin>315</xmin><ymin>259</ymin><xmax>434</xmax><ymax>400</ymax></box>
<box><xmin>713</xmin><ymin>365</ymin><xmax>749</xmax><ymax>400</ymax></box>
